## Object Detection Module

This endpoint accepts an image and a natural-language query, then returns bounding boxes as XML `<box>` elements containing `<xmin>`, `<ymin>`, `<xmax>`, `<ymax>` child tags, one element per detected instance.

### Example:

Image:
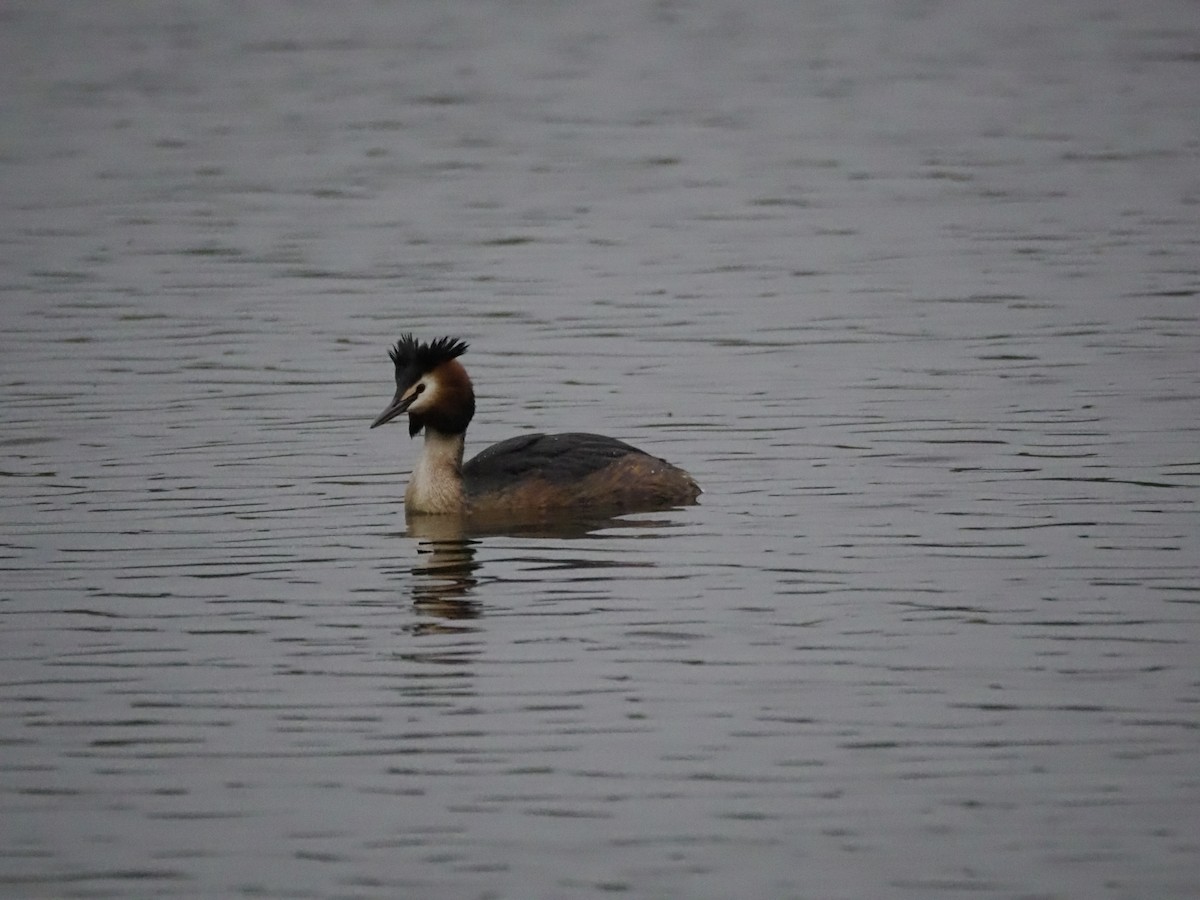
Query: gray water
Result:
<box><xmin>2</xmin><ymin>1</ymin><xmax>1198</xmax><ymax>898</ymax></box>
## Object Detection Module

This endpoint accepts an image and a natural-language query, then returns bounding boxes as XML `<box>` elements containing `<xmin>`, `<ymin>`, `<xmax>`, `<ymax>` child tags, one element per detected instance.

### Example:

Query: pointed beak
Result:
<box><xmin>370</xmin><ymin>388</ymin><xmax>414</xmax><ymax>428</ymax></box>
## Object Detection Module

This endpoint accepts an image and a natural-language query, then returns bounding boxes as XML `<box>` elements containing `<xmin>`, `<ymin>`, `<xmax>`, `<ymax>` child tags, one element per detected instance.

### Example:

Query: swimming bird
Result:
<box><xmin>370</xmin><ymin>335</ymin><xmax>700</xmax><ymax>516</ymax></box>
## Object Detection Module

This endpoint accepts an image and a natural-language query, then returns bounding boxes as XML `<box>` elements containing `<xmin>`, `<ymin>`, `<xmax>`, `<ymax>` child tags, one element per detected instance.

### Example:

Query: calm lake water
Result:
<box><xmin>2</xmin><ymin>1</ymin><xmax>1198</xmax><ymax>898</ymax></box>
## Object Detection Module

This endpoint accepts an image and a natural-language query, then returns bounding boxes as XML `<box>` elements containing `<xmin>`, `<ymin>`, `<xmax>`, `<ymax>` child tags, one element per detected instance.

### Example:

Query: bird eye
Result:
<box><xmin>414</xmin><ymin>383</ymin><xmax>426</xmax><ymax>395</ymax></box>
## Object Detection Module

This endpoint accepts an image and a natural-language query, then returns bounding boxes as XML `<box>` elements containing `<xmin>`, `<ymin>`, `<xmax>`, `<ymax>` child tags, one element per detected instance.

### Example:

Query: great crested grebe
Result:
<box><xmin>370</xmin><ymin>335</ymin><xmax>700</xmax><ymax>516</ymax></box>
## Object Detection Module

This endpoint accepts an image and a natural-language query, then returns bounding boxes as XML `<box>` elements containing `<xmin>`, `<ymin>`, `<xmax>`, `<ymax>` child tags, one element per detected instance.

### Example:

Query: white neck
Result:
<box><xmin>405</xmin><ymin>428</ymin><xmax>467</xmax><ymax>514</ymax></box>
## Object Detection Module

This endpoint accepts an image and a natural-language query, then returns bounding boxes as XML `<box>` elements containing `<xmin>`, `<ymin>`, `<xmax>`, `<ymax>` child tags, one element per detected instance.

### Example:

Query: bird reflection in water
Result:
<box><xmin>407</xmin><ymin>515</ymin><xmax>483</xmax><ymax>629</ymax></box>
<box><xmin>404</xmin><ymin>510</ymin><xmax>686</xmax><ymax>628</ymax></box>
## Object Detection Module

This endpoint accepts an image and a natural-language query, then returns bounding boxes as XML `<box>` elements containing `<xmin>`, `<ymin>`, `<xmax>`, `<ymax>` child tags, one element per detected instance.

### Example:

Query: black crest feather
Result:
<box><xmin>388</xmin><ymin>334</ymin><xmax>469</xmax><ymax>376</ymax></box>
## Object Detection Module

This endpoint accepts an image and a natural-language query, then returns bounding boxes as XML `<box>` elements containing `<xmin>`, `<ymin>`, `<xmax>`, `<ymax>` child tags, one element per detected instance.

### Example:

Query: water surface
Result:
<box><xmin>2</xmin><ymin>1</ymin><xmax>1198</xmax><ymax>898</ymax></box>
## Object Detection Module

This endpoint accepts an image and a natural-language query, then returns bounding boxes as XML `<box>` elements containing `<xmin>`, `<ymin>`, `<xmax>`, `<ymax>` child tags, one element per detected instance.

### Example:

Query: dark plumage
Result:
<box><xmin>465</xmin><ymin>432</ymin><xmax>643</xmax><ymax>485</ymax></box>
<box><xmin>388</xmin><ymin>334</ymin><xmax>469</xmax><ymax>376</ymax></box>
